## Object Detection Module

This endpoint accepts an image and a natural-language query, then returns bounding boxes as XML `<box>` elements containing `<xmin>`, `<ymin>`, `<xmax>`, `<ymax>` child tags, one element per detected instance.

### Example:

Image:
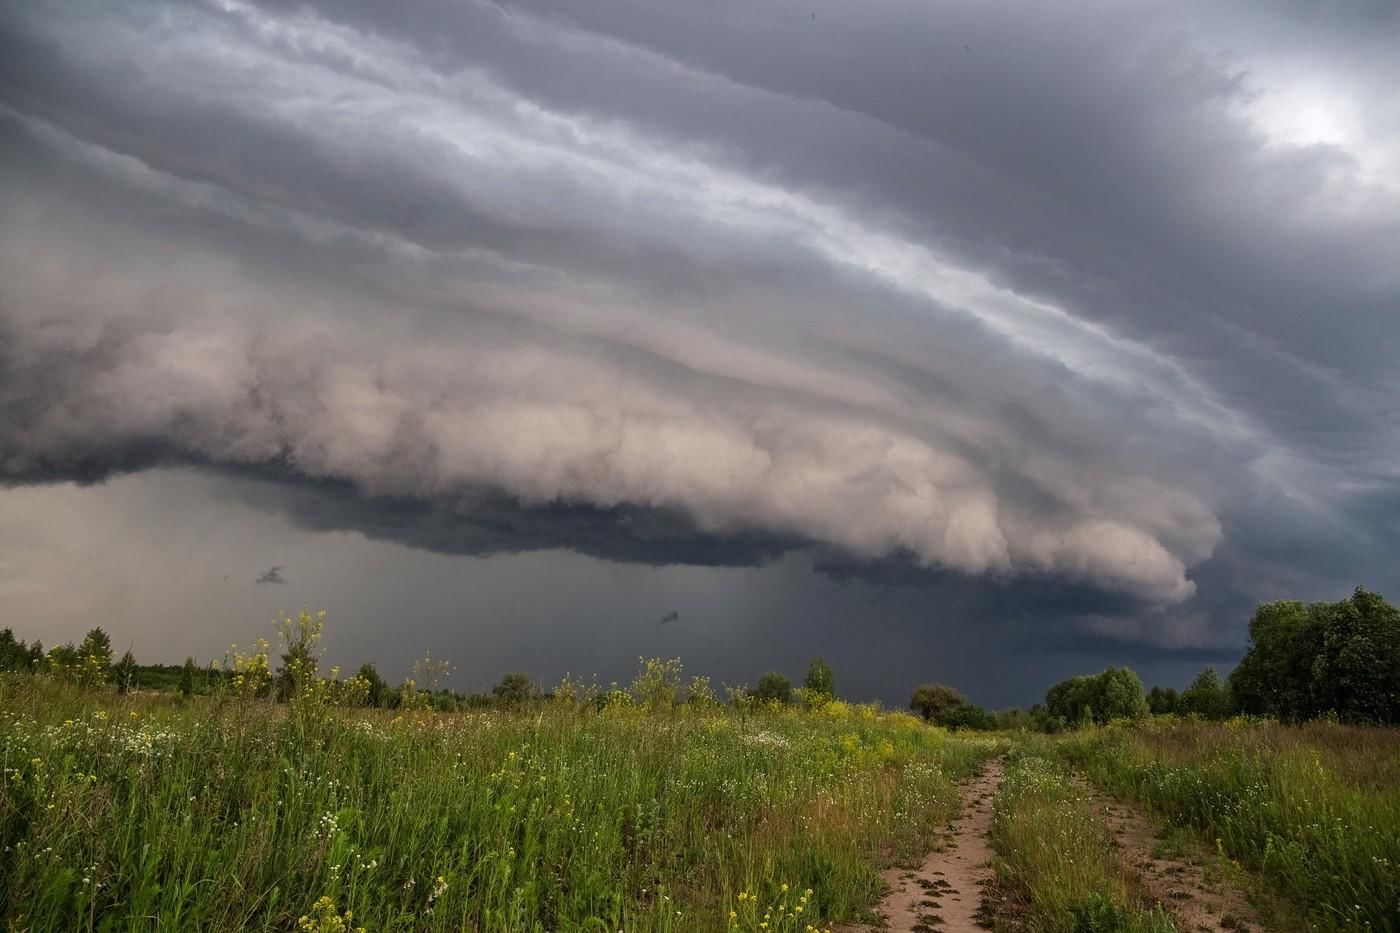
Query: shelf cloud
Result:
<box><xmin>2</xmin><ymin>0</ymin><xmax>1397</xmax><ymax>679</ymax></box>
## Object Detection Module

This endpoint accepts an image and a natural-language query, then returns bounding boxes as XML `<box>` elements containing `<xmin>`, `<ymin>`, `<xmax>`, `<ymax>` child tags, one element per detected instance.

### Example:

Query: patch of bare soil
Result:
<box><xmin>838</xmin><ymin>759</ymin><xmax>1003</xmax><ymax>933</ymax></box>
<box><xmin>1078</xmin><ymin>782</ymin><xmax>1265</xmax><ymax>933</ymax></box>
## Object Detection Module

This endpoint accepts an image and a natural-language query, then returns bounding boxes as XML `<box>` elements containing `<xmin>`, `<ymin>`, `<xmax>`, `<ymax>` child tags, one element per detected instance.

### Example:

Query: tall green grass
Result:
<box><xmin>989</xmin><ymin>743</ymin><xmax>1177</xmax><ymax>933</ymax></box>
<box><xmin>1060</xmin><ymin>720</ymin><xmax>1400</xmax><ymax>932</ymax></box>
<box><xmin>0</xmin><ymin>677</ymin><xmax>993</xmax><ymax>932</ymax></box>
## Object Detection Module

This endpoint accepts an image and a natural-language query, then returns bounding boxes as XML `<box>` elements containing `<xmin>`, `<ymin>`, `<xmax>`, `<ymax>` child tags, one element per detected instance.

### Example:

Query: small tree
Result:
<box><xmin>944</xmin><ymin>703</ymin><xmax>998</xmax><ymax>731</ymax></box>
<box><xmin>1146</xmin><ymin>686</ymin><xmax>1179</xmax><ymax>715</ymax></box>
<box><xmin>0</xmin><ymin>628</ymin><xmax>26</xmax><ymax>672</ymax></box>
<box><xmin>1180</xmin><ymin>667</ymin><xmax>1233</xmax><ymax>720</ymax></box>
<box><xmin>1098</xmin><ymin>667</ymin><xmax>1150</xmax><ymax>721</ymax></box>
<box><xmin>356</xmin><ymin>663</ymin><xmax>388</xmax><ymax>707</ymax></box>
<box><xmin>492</xmin><ymin>672</ymin><xmax>535</xmax><ymax>706</ymax></box>
<box><xmin>753</xmin><ymin>672</ymin><xmax>793</xmax><ymax>706</ymax></box>
<box><xmin>47</xmin><ymin>643</ymin><xmax>81</xmax><ymax>682</ymax></box>
<box><xmin>910</xmin><ymin>683</ymin><xmax>967</xmax><ymax>724</ymax></box>
<box><xmin>180</xmin><ymin>657</ymin><xmax>197</xmax><ymax>699</ymax></box>
<box><xmin>78</xmin><ymin>628</ymin><xmax>113</xmax><ymax>689</ymax></box>
<box><xmin>803</xmin><ymin>657</ymin><xmax>836</xmax><ymax>699</ymax></box>
<box><xmin>1045</xmin><ymin>667</ymin><xmax>1148</xmax><ymax>725</ymax></box>
<box><xmin>114</xmin><ymin>650</ymin><xmax>137</xmax><ymax>694</ymax></box>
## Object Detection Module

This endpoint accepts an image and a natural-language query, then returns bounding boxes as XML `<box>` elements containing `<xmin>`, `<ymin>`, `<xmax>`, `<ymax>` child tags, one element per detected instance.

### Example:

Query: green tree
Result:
<box><xmin>46</xmin><ymin>643</ymin><xmax>81</xmax><ymax>682</ymax></box>
<box><xmin>1228</xmin><ymin>600</ymin><xmax>1317</xmax><ymax>720</ymax></box>
<box><xmin>909</xmin><ymin>683</ymin><xmax>967</xmax><ymax>724</ymax></box>
<box><xmin>1309</xmin><ymin>588</ymin><xmax>1400</xmax><ymax>723</ymax></box>
<box><xmin>1229</xmin><ymin>588</ymin><xmax>1400</xmax><ymax>724</ymax></box>
<box><xmin>78</xmin><ymin>627</ymin><xmax>113</xmax><ymax>688</ymax></box>
<box><xmin>803</xmin><ymin>657</ymin><xmax>836</xmax><ymax>699</ymax></box>
<box><xmin>1146</xmin><ymin>686</ymin><xmax>1179</xmax><ymax>715</ymax></box>
<box><xmin>1179</xmin><ymin>667</ymin><xmax>1232</xmax><ymax>720</ymax></box>
<box><xmin>492</xmin><ymin>672</ymin><xmax>536</xmax><ymax>706</ymax></box>
<box><xmin>943</xmin><ymin>703</ymin><xmax>997</xmax><ymax>731</ymax></box>
<box><xmin>1099</xmin><ymin>667</ymin><xmax>1150</xmax><ymax>721</ymax></box>
<box><xmin>1045</xmin><ymin>667</ymin><xmax>1147</xmax><ymax>725</ymax></box>
<box><xmin>114</xmin><ymin>650</ymin><xmax>137</xmax><ymax>694</ymax></box>
<box><xmin>179</xmin><ymin>657</ymin><xmax>197</xmax><ymax>699</ymax></box>
<box><xmin>0</xmin><ymin>628</ymin><xmax>26</xmax><ymax>672</ymax></box>
<box><xmin>753</xmin><ymin>672</ymin><xmax>793</xmax><ymax>705</ymax></box>
<box><xmin>356</xmin><ymin>662</ymin><xmax>388</xmax><ymax>707</ymax></box>
<box><xmin>1045</xmin><ymin>675</ymin><xmax>1094</xmax><ymax>724</ymax></box>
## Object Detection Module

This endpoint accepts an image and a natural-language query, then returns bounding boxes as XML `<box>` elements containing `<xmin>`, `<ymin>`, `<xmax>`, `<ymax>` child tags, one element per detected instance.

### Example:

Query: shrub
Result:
<box><xmin>753</xmin><ymin>672</ymin><xmax>793</xmax><ymax>706</ymax></box>
<box><xmin>909</xmin><ymin>683</ymin><xmax>966</xmax><ymax>724</ymax></box>
<box><xmin>492</xmin><ymin>671</ymin><xmax>535</xmax><ymax>706</ymax></box>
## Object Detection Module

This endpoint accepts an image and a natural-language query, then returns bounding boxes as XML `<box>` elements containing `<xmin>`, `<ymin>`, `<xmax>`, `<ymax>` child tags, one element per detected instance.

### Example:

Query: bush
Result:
<box><xmin>492</xmin><ymin>672</ymin><xmax>536</xmax><ymax>706</ymax></box>
<box><xmin>753</xmin><ymin>672</ymin><xmax>793</xmax><ymax>705</ymax></box>
<box><xmin>909</xmin><ymin>683</ymin><xmax>967</xmax><ymax>724</ymax></box>
<box><xmin>943</xmin><ymin>703</ymin><xmax>998</xmax><ymax>731</ymax></box>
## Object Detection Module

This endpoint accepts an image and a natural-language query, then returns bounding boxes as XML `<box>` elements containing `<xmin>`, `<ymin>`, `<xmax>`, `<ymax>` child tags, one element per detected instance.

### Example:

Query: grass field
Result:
<box><xmin>1060</xmin><ymin>720</ymin><xmax>1400</xmax><ymax>932</ymax></box>
<box><xmin>0</xmin><ymin>677</ymin><xmax>994</xmax><ymax>932</ymax></box>
<box><xmin>4</xmin><ymin>671</ymin><xmax>1399</xmax><ymax>932</ymax></box>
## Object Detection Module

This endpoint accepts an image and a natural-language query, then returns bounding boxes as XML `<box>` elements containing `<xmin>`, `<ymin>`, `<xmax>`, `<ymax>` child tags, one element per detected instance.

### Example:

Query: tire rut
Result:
<box><xmin>839</xmin><ymin>758</ymin><xmax>1003</xmax><ymax>933</ymax></box>
<box><xmin>1076</xmin><ymin>780</ymin><xmax>1266</xmax><ymax>933</ymax></box>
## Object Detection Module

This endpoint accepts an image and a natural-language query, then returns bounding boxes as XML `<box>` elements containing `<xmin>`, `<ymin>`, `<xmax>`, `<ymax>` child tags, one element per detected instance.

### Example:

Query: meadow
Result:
<box><xmin>1059</xmin><ymin>720</ymin><xmax>1400</xmax><ymax>932</ymax></box>
<box><xmin>0</xmin><ymin>676</ymin><xmax>994</xmax><ymax>932</ymax></box>
<box><xmin>4</xmin><ymin>615</ymin><xmax>1398</xmax><ymax>932</ymax></box>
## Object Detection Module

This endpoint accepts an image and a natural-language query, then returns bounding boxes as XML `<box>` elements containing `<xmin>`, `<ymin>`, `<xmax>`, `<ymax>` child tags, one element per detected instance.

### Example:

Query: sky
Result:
<box><xmin>1</xmin><ymin>0</ymin><xmax>1397</xmax><ymax>707</ymax></box>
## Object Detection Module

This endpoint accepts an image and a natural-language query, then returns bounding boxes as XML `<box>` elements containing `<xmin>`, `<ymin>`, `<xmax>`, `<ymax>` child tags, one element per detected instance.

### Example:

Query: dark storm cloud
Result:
<box><xmin>216</xmin><ymin>467</ymin><xmax>801</xmax><ymax>570</ymax></box>
<box><xmin>1</xmin><ymin>0</ymin><xmax>1397</xmax><ymax>663</ymax></box>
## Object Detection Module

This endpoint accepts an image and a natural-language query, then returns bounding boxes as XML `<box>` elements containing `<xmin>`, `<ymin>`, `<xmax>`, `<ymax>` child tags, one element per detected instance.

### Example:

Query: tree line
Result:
<box><xmin>4</xmin><ymin>587</ymin><xmax>1396</xmax><ymax>725</ymax></box>
<box><xmin>0</xmin><ymin>619</ymin><xmax>845</xmax><ymax>714</ymax></box>
<box><xmin>908</xmin><ymin>587</ymin><xmax>1400</xmax><ymax>730</ymax></box>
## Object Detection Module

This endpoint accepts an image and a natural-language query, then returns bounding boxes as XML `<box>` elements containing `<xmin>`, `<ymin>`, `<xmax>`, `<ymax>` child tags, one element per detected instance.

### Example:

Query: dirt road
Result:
<box><xmin>841</xmin><ymin>758</ymin><xmax>1003</xmax><ymax>932</ymax></box>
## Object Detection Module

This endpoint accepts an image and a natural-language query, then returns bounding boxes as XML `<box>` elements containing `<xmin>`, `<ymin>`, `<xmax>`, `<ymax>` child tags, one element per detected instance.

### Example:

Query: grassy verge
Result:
<box><xmin>0</xmin><ymin>677</ymin><xmax>994</xmax><ymax>932</ymax></box>
<box><xmin>988</xmin><ymin>743</ymin><xmax>1176</xmax><ymax>933</ymax></box>
<box><xmin>1059</xmin><ymin>720</ymin><xmax>1400</xmax><ymax>933</ymax></box>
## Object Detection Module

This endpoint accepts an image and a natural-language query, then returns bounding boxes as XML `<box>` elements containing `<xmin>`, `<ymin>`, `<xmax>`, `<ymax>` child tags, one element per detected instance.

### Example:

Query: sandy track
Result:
<box><xmin>839</xmin><ymin>759</ymin><xmax>1003</xmax><ymax>933</ymax></box>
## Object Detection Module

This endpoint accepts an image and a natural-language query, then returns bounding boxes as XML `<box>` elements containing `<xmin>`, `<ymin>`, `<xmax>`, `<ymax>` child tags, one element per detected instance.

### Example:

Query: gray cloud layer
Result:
<box><xmin>2</xmin><ymin>0</ymin><xmax>1397</xmax><ymax>652</ymax></box>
